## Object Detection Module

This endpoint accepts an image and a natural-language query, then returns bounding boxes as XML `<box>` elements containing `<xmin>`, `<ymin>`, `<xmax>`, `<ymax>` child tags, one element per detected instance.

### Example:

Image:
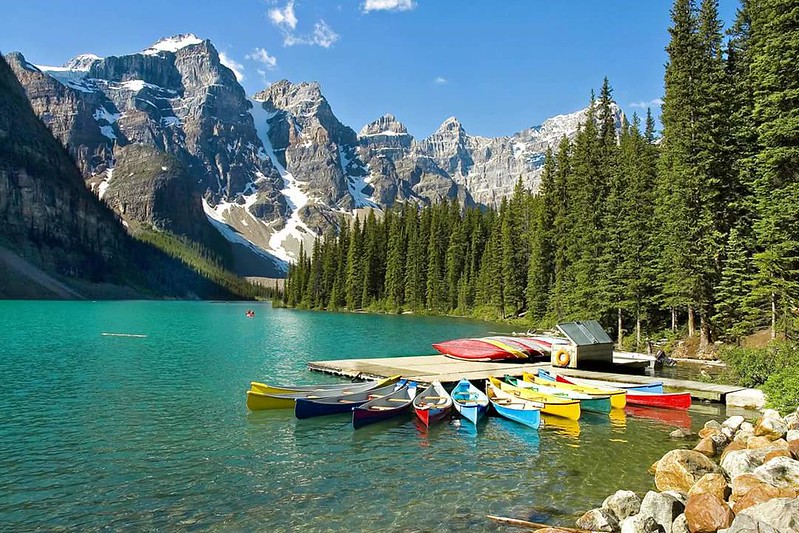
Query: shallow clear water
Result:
<box><xmin>0</xmin><ymin>301</ymin><xmax>748</xmax><ymax>532</ymax></box>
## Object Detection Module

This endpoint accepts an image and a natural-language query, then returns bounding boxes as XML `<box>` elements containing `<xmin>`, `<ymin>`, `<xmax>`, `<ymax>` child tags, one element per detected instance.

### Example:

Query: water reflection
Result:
<box><xmin>541</xmin><ymin>415</ymin><xmax>580</xmax><ymax>439</ymax></box>
<box><xmin>625</xmin><ymin>405</ymin><xmax>692</xmax><ymax>430</ymax></box>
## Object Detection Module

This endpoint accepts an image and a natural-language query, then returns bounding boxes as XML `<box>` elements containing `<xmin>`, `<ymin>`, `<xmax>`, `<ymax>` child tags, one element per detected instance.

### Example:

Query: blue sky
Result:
<box><xmin>1</xmin><ymin>0</ymin><xmax>739</xmax><ymax>138</ymax></box>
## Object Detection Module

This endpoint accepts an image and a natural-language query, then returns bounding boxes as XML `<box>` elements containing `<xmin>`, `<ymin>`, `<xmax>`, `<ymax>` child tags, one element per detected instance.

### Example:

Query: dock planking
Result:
<box><xmin>308</xmin><ymin>354</ymin><xmax>747</xmax><ymax>403</ymax></box>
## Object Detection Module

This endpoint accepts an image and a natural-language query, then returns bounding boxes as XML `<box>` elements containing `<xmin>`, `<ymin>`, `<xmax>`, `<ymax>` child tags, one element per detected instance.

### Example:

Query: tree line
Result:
<box><xmin>283</xmin><ymin>0</ymin><xmax>798</xmax><ymax>348</ymax></box>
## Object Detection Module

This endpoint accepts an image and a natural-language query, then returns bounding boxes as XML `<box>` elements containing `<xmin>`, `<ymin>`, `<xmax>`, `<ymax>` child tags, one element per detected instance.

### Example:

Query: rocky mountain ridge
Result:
<box><xmin>6</xmin><ymin>34</ymin><xmax>622</xmax><ymax>272</ymax></box>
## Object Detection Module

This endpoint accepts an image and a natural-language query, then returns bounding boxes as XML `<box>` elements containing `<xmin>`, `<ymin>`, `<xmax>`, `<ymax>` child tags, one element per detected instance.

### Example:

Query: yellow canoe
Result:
<box><xmin>522</xmin><ymin>371</ymin><xmax>627</xmax><ymax>409</ymax></box>
<box><xmin>488</xmin><ymin>376</ymin><xmax>581</xmax><ymax>421</ymax></box>
<box><xmin>246</xmin><ymin>375</ymin><xmax>401</xmax><ymax>410</ymax></box>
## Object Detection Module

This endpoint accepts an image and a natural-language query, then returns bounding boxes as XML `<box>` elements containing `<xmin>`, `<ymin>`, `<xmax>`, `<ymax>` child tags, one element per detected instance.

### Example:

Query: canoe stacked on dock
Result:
<box><xmin>432</xmin><ymin>336</ymin><xmax>549</xmax><ymax>362</ymax></box>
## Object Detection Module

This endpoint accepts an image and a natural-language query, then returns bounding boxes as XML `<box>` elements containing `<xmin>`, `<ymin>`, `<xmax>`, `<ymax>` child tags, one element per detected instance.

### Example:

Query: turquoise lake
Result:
<box><xmin>0</xmin><ymin>300</ymin><xmax>746</xmax><ymax>532</ymax></box>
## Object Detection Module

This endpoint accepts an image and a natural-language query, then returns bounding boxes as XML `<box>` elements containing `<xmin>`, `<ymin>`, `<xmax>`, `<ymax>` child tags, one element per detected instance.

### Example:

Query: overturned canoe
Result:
<box><xmin>432</xmin><ymin>336</ymin><xmax>548</xmax><ymax>362</ymax></box>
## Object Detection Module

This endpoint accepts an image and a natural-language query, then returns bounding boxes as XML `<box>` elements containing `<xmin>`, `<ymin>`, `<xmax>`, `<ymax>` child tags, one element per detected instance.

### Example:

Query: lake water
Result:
<box><xmin>0</xmin><ymin>301</ymin><xmax>747</xmax><ymax>532</ymax></box>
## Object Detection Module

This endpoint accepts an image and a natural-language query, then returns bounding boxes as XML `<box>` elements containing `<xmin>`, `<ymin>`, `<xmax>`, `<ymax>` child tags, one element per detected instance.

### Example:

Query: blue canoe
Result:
<box><xmin>537</xmin><ymin>369</ymin><xmax>664</xmax><ymax>394</ymax></box>
<box><xmin>485</xmin><ymin>381</ymin><xmax>542</xmax><ymax>429</ymax></box>
<box><xmin>451</xmin><ymin>379</ymin><xmax>489</xmax><ymax>425</ymax></box>
<box><xmin>352</xmin><ymin>382</ymin><xmax>416</xmax><ymax>429</ymax></box>
<box><xmin>295</xmin><ymin>381</ymin><xmax>404</xmax><ymax>419</ymax></box>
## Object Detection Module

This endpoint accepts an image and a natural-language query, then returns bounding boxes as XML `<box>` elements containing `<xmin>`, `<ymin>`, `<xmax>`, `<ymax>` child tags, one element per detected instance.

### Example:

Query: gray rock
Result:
<box><xmin>576</xmin><ymin>507</ymin><xmax>619</xmax><ymax>532</ymax></box>
<box><xmin>788</xmin><ymin>429</ymin><xmax>799</xmax><ymax>442</ymax></box>
<box><xmin>670</xmin><ymin>428</ymin><xmax>692</xmax><ymax>439</ymax></box>
<box><xmin>762</xmin><ymin>409</ymin><xmax>781</xmax><ymax>420</ymax></box>
<box><xmin>638</xmin><ymin>491</ymin><xmax>685</xmax><ymax>533</ymax></box>
<box><xmin>603</xmin><ymin>490</ymin><xmax>642</xmax><ymax>521</ymax></box>
<box><xmin>785</xmin><ymin>413</ymin><xmax>799</xmax><ymax>430</ymax></box>
<box><xmin>737</xmin><ymin>497</ymin><xmax>799</xmax><ymax>532</ymax></box>
<box><xmin>752</xmin><ymin>456</ymin><xmax>799</xmax><ymax>489</ymax></box>
<box><xmin>705</xmin><ymin>420</ymin><xmax>722</xmax><ymax>430</ymax></box>
<box><xmin>722</xmin><ymin>426</ymin><xmax>736</xmax><ymax>440</ymax></box>
<box><xmin>725</xmin><ymin>513</ymin><xmax>780</xmax><ymax>533</ymax></box>
<box><xmin>741</xmin><ymin>421</ymin><xmax>755</xmax><ymax>433</ymax></box>
<box><xmin>621</xmin><ymin>514</ymin><xmax>663</xmax><ymax>533</ymax></box>
<box><xmin>671</xmin><ymin>514</ymin><xmax>689</xmax><ymax>533</ymax></box>
<box><xmin>711</xmin><ymin>432</ymin><xmax>730</xmax><ymax>449</ymax></box>
<box><xmin>721</xmin><ymin>449</ymin><xmax>769</xmax><ymax>478</ymax></box>
<box><xmin>723</xmin><ymin>415</ymin><xmax>746</xmax><ymax>432</ymax></box>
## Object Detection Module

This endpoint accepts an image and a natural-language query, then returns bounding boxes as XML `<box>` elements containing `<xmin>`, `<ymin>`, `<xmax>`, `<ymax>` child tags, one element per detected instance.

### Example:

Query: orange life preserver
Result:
<box><xmin>554</xmin><ymin>348</ymin><xmax>571</xmax><ymax>367</ymax></box>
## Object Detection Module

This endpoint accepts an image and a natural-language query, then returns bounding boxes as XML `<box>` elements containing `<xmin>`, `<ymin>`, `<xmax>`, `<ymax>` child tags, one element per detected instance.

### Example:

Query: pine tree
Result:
<box><xmin>526</xmin><ymin>149</ymin><xmax>555</xmax><ymax>323</ymax></box>
<box><xmin>749</xmin><ymin>0</ymin><xmax>799</xmax><ymax>339</ymax></box>
<box><xmin>345</xmin><ymin>217</ymin><xmax>363</xmax><ymax>310</ymax></box>
<box><xmin>384</xmin><ymin>208</ymin><xmax>406</xmax><ymax>312</ymax></box>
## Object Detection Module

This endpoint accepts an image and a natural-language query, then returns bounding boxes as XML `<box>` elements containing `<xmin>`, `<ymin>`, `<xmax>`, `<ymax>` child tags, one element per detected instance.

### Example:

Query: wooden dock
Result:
<box><xmin>308</xmin><ymin>354</ymin><xmax>748</xmax><ymax>403</ymax></box>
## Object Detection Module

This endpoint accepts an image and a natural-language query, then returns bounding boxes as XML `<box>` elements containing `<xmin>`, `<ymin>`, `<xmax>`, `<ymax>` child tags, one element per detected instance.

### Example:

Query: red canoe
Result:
<box><xmin>555</xmin><ymin>374</ymin><xmax>692</xmax><ymax>410</ymax></box>
<box><xmin>432</xmin><ymin>336</ymin><xmax>548</xmax><ymax>362</ymax></box>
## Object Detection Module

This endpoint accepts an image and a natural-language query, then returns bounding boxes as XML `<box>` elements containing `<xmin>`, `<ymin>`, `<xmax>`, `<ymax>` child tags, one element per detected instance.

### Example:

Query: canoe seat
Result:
<box><xmin>367</xmin><ymin>395</ymin><xmax>384</xmax><ymax>399</ymax></box>
<box><xmin>338</xmin><ymin>400</ymin><xmax>357</xmax><ymax>403</ymax></box>
<box><xmin>370</xmin><ymin>406</ymin><xmax>395</xmax><ymax>411</ymax></box>
<box><xmin>424</xmin><ymin>396</ymin><xmax>445</xmax><ymax>400</ymax></box>
<box><xmin>387</xmin><ymin>398</ymin><xmax>409</xmax><ymax>402</ymax></box>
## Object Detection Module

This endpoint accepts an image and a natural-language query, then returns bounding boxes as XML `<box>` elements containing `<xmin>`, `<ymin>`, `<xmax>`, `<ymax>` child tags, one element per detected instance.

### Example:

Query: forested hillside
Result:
<box><xmin>283</xmin><ymin>0</ymin><xmax>798</xmax><ymax>350</ymax></box>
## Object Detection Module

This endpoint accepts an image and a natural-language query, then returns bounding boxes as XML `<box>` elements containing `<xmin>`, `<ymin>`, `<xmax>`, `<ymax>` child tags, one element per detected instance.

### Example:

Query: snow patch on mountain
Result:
<box><xmin>144</xmin><ymin>34</ymin><xmax>203</xmax><ymax>55</ymax></box>
<box><xmin>249</xmin><ymin>97</ymin><xmax>316</xmax><ymax>263</ymax></box>
<box><xmin>339</xmin><ymin>146</ymin><xmax>377</xmax><ymax>209</ymax></box>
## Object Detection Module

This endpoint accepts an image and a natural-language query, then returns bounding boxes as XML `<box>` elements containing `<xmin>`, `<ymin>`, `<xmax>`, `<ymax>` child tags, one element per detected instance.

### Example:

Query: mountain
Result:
<box><xmin>6</xmin><ymin>34</ymin><xmax>623</xmax><ymax>273</ymax></box>
<box><xmin>0</xmin><ymin>53</ymin><xmax>243</xmax><ymax>299</ymax></box>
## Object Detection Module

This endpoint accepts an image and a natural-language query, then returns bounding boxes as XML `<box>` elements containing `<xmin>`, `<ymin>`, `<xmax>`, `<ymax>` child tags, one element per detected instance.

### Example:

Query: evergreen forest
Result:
<box><xmin>283</xmin><ymin>0</ymin><xmax>798</xmax><ymax>351</ymax></box>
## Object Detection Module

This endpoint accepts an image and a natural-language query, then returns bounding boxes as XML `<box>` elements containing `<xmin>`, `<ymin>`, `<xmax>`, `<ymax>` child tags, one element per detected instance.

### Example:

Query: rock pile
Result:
<box><xmin>575</xmin><ymin>407</ymin><xmax>799</xmax><ymax>533</ymax></box>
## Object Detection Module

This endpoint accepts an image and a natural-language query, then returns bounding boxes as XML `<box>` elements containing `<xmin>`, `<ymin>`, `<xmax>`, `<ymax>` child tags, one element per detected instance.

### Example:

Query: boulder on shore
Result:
<box><xmin>638</xmin><ymin>490</ymin><xmax>685</xmax><ymax>533</ymax></box>
<box><xmin>752</xmin><ymin>456</ymin><xmax>799</xmax><ymax>490</ymax></box>
<box><xmin>575</xmin><ymin>508</ymin><xmax>619</xmax><ymax>532</ymax></box>
<box><xmin>684</xmin><ymin>493</ymin><xmax>734</xmax><ymax>533</ymax></box>
<box><xmin>732</xmin><ymin>497</ymin><xmax>799</xmax><ymax>532</ymax></box>
<box><xmin>602</xmin><ymin>490</ymin><xmax>642</xmax><ymax>522</ymax></box>
<box><xmin>687</xmin><ymin>472</ymin><xmax>730</xmax><ymax>501</ymax></box>
<box><xmin>721</xmin><ymin>449</ymin><xmax>768</xmax><ymax>478</ymax></box>
<box><xmin>655</xmin><ymin>450</ymin><xmax>720</xmax><ymax>493</ymax></box>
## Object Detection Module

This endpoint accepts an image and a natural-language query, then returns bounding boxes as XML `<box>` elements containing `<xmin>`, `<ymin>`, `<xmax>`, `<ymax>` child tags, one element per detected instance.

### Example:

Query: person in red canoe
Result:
<box><xmin>245</xmin><ymin>309</ymin><xmax>255</xmax><ymax>317</ymax></box>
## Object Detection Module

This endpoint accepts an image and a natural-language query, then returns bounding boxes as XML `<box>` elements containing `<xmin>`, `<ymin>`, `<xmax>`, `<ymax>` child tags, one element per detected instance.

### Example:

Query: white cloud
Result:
<box><xmin>269</xmin><ymin>0</ymin><xmax>298</xmax><ymax>31</ymax></box>
<box><xmin>247</xmin><ymin>47</ymin><xmax>278</xmax><ymax>69</ymax></box>
<box><xmin>630</xmin><ymin>98</ymin><xmax>664</xmax><ymax>109</ymax></box>
<box><xmin>284</xmin><ymin>20</ymin><xmax>340</xmax><ymax>48</ymax></box>
<box><xmin>434</xmin><ymin>76</ymin><xmax>447</xmax><ymax>85</ymax></box>
<box><xmin>362</xmin><ymin>0</ymin><xmax>416</xmax><ymax>12</ymax></box>
<box><xmin>267</xmin><ymin>1</ymin><xmax>339</xmax><ymax>49</ymax></box>
<box><xmin>219</xmin><ymin>52</ymin><xmax>245</xmax><ymax>82</ymax></box>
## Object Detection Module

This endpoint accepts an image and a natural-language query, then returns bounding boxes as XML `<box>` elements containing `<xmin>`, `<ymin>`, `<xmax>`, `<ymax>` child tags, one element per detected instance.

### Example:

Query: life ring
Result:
<box><xmin>554</xmin><ymin>348</ymin><xmax>571</xmax><ymax>367</ymax></box>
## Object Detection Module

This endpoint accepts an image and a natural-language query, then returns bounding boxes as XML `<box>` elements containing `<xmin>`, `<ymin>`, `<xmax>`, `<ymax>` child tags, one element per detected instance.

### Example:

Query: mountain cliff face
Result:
<box><xmin>7</xmin><ymin>34</ymin><xmax>622</xmax><ymax>272</ymax></box>
<box><xmin>0</xmin><ymin>53</ymin><xmax>238</xmax><ymax>299</ymax></box>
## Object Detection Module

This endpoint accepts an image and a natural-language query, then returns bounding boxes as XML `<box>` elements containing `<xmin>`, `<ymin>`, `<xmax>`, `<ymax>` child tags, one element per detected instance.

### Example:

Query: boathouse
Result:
<box><xmin>551</xmin><ymin>320</ymin><xmax>614</xmax><ymax>368</ymax></box>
